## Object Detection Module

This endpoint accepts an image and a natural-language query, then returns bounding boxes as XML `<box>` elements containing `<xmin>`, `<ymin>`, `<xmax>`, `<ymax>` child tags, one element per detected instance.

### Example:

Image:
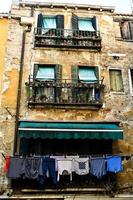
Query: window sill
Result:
<box><xmin>110</xmin><ymin>91</ymin><xmax>125</xmax><ymax>95</ymax></box>
<box><xmin>115</xmin><ymin>37</ymin><xmax>133</xmax><ymax>42</ymax></box>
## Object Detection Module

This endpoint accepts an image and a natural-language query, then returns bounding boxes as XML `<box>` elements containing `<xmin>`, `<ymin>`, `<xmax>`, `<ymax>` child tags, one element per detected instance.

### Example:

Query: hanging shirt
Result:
<box><xmin>7</xmin><ymin>157</ymin><xmax>24</xmax><ymax>179</ymax></box>
<box><xmin>106</xmin><ymin>155</ymin><xmax>123</xmax><ymax>173</ymax></box>
<box><xmin>90</xmin><ymin>157</ymin><xmax>106</xmax><ymax>179</ymax></box>
<box><xmin>50</xmin><ymin>156</ymin><xmax>65</xmax><ymax>171</ymax></box>
<box><xmin>73</xmin><ymin>158</ymin><xmax>89</xmax><ymax>175</ymax></box>
<box><xmin>21</xmin><ymin>157</ymin><xmax>43</xmax><ymax>179</ymax></box>
<box><xmin>57</xmin><ymin>158</ymin><xmax>73</xmax><ymax>181</ymax></box>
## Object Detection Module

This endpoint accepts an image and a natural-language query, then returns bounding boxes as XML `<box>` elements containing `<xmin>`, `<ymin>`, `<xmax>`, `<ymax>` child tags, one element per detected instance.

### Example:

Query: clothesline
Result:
<box><xmin>1</xmin><ymin>153</ymin><xmax>133</xmax><ymax>159</ymax></box>
<box><xmin>6</xmin><ymin>155</ymin><xmax>123</xmax><ymax>185</ymax></box>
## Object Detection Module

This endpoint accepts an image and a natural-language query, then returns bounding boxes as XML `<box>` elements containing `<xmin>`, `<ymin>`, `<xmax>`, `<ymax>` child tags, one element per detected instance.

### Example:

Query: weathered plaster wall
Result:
<box><xmin>0</xmin><ymin>19</ymin><xmax>23</xmax><ymax>156</ymax></box>
<box><xmin>0</xmin><ymin>18</ymin><xmax>9</xmax><ymax>107</ymax></box>
<box><xmin>2</xmin><ymin>5</ymin><xmax>133</xmax><ymax>187</ymax></box>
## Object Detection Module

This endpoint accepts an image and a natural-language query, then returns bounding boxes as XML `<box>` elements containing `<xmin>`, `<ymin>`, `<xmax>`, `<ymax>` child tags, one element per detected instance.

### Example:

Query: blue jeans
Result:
<box><xmin>39</xmin><ymin>157</ymin><xmax>57</xmax><ymax>185</ymax></box>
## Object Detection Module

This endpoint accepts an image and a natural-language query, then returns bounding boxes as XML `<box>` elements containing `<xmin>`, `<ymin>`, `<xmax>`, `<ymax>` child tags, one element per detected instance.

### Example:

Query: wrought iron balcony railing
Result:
<box><xmin>26</xmin><ymin>76</ymin><xmax>104</xmax><ymax>108</ymax></box>
<box><xmin>34</xmin><ymin>28</ymin><xmax>102</xmax><ymax>50</ymax></box>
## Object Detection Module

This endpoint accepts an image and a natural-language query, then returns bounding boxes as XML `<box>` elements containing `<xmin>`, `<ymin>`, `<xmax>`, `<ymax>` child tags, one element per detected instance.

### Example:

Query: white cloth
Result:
<box><xmin>57</xmin><ymin>159</ymin><xmax>73</xmax><ymax>181</ymax></box>
<box><xmin>73</xmin><ymin>158</ymin><xmax>89</xmax><ymax>175</ymax></box>
<box><xmin>50</xmin><ymin>156</ymin><xmax>65</xmax><ymax>171</ymax></box>
<box><xmin>66</xmin><ymin>155</ymin><xmax>79</xmax><ymax>159</ymax></box>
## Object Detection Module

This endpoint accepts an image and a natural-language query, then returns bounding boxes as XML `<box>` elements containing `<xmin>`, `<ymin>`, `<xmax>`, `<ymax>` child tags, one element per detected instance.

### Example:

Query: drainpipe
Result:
<box><xmin>13</xmin><ymin>26</ymin><xmax>31</xmax><ymax>155</ymax></box>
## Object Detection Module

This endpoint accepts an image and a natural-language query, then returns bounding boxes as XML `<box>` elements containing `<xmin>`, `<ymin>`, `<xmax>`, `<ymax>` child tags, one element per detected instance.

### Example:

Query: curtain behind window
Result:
<box><xmin>36</xmin><ymin>66</ymin><xmax>55</xmax><ymax>81</ymax></box>
<box><xmin>42</xmin><ymin>17</ymin><xmax>56</xmax><ymax>29</ymax></box>
<box><xmin>109</xmin><ymin>70</ymin><xmax>124</xmax><ymax>92</ymax></box>
<box><xmin>78</xmin><ymin>19</ymin><xmax>95</xmax><ymax>31</ymax></box>
<box><xmin>79</xmin><ymin>67</ymin><xmax>97</xmax><ymax>82</ymax></box>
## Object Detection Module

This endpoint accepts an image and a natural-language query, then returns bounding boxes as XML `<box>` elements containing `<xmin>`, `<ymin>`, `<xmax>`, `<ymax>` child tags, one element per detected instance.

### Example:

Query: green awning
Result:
<box><xmin>18</xmin><ymin>121</ymin><xmax>123</xmax><ymax>140</ymax></box>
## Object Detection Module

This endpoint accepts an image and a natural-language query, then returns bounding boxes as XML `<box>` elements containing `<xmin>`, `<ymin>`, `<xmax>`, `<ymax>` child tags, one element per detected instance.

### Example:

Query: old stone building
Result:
<box><xmin>0</xmin><ymin>0</ymin><xmax>133</xmax><ymax>199</ymax></box>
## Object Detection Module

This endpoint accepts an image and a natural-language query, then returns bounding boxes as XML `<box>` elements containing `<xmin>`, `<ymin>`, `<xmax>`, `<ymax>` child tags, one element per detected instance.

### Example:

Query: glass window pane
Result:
<box><xmin>42</xmin><ymin>17</ymin><xmax>56</xmax><ymax>29</ymax></box>
<box><xmin>79</xmin><ymin>67</ymin><xmax>97</xmax><ymax>82</ymax></box>
<box><xmin>78</xmin><ymin>19</ymin><xmax>95</xmax><ymax>31</ymax></box>
<box><xmin>36</xmin><ymin>66</ymin><xmax>55</xmax><ymax>81</ymax></box>
<box><xmin>109</xmin><ymin>70</ymin><xmax>124</xmax><ymax>92</ymax></box>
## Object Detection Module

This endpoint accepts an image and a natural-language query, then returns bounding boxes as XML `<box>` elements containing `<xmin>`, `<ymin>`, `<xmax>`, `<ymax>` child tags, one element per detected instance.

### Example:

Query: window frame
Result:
<box><xmin>120</xmin><ymin>20</ymin><xmax>133</xmax><ymax>41</ymax></box>
<box><xmin>109</xmin><ymin>68</ymin><xmax>124</xmax><ymax>94</ymax></box>
<box><xmin>128</xmin><ymin>68</ymin><xmax>133</xmax><ymax>96</ymax></box>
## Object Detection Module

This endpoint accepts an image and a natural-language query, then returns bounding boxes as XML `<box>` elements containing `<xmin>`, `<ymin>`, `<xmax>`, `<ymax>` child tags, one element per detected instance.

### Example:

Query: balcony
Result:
<box><xmin>34</xmin><ymin>28</ymin><xmax>102</xmax><ymax>50</ymax></box>
<box><xmin>26</xmin><ymin>76</ymin><xmax>104</xmax><ymax>109</ymax></box>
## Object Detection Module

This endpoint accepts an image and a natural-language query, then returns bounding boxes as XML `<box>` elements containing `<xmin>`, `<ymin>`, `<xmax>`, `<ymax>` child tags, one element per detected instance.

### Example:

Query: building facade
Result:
<box><xmin>0</xmin><ymin>0</ymin><xmax>133</xmax><ymax>198</ymax></box>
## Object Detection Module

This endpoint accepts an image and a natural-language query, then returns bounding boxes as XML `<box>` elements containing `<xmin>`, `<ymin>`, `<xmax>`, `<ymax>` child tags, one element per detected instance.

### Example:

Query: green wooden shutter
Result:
<box><xmin>115</xmin><ymin>70</ymin><xmax>124</xmax><ymax>92</ymax></box>
<box><xmin>129</xmin><ymin>21</ymin><xmax>133</xmax><ymax>40</ymax></box>
<box><xmin>92</xmin><ymin>16</ymin><xmax>97</xmax><ymax>31</ymax></box>
<box><xmin>121</xmin><ymin>21</ymin><xmax>131</xmax><ymax>39</ymax></box>
<box><xmin>56</xmin><ymin>15</ymin><xmax>64</xmax><ymax>29</ymax></box>
<box><xmin>55</xmin><ymin>65</ymin><xmax>62</xmax><ymax>83</ymax></box>
<box><xmin>109</xmin><ymin>70</ymin><xmax>116</xmax><ymax>91</ymax></box>
<box><xmin>37</xmin><ymin>14</ymin><xmax>43</xmax><ymax>28</ymax></box>
<box><xmin>71</xmin><ymin>13</ymin><xmax>78</xmax><ymax>30</ymax></box>
<box><xmin>95</xmin><ymin>66</ymin><xmax>99</xmax><ymax>81</ymax></box>
<box><xmin>33</xmin><ymin>64</ymin><xmax>39</xmax><ymax>80</ymax></box>
<box><xmin>37</xmin><ymin>14</ymin><xmax>43</xmax><ymax>34</ymax></box>
<box><xmin>71</xmin><ymin>65</ymin><xmax>78</xmax><ymax>83</ymax></box>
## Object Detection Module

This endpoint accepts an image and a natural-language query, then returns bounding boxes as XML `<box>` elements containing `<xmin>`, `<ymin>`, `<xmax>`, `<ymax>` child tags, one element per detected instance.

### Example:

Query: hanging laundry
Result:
<box><xmin>50</xmin><ymin>155</ymin><xmax>65</xmax><ymax>171</ymax></box>
<box><xmin>4</xmin><ymin>155</ymin><xmax>11</xmax><ymax>173</ymax></box>
<box><xmin>7</xmin><ymin>157</ymin><xmax>24</xmax><ymax>179</ymax></box>
<box><xmin>73</xmin><ymin>158</ymin><xmax>89</xmax><ymax>175</ymax></box>
<box><xmin>39</xmin><ymin>157</ymin><xmax>57</xmax><ymax>185</ymax></box>
<box><xmin>57</xmin><ymin>158</ymin><xmax>73</xmax><ymax>181</ymax></box>
<box><xmin>106</xmin><ymin>155</ymin><xmax>123</xmax><ymax>173</ymax></box>
<box><xmin>90</xmin><ymin>157</ymin><xmax>106</xmax><ymax>179</ymax></box>
<box><xmin>21</xmin><ymin>157</ymin><xmax>43</xmax><ymax>179</ymax></box>
<box><xmin>66</xmin><ymin>155</ymin><xmax>79</xmax><ymax>159</ymax></box>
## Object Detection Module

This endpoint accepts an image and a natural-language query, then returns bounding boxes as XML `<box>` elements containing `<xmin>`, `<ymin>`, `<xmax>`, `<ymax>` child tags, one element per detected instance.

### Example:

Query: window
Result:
<box><xmin>109</xmin><ymin>69</ymin><xmax>124</xmax><ymax>92</ymax></box>
<box><xmin>120</xmin><ymin>21</ymin><xmax>133</xmax><ymax>40</ymax></box>
<box><xmin>37</xmin><ymin>14</ymin><xmax>64</xmax><ymax>34</ymax></box>
<box><xmin>129</xmin><ymin>69</ymin><xmax>133</xmax><ymax>95</ymax></box>
<box><xmin>78</xmin><ymin>67</ymin><xmax>97</xmax><ymax>82</ymax></box>
<box><xmin>33</xmin><ymin>64</ymin><xmax>62</xmax><ymax>103</ymax></box>
<box><xmin>71</xmin><ymin>14</ymin><xmax>97</xmax><ymax>32</ymax></box>
<box><xmin>78</xmin><ymin>18</ymin><xmax>95</xmax><ymax>32</ymax></box>
<box><xmin>71</xmin><ymin>66</ymin><xmax>100</xmax><ymax>102</ymax></box>
<box><xmin>42</xmin><ymin>16</ymin><xmax>56</xmax><ymax>30</ymax></box>
<box><xmin>35</xmin><ymin>66</ymin><xmax>55</xmax><ymax>81</ymax></box>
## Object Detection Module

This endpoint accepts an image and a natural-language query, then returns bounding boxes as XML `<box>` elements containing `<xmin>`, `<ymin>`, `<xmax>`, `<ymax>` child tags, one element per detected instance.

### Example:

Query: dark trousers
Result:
<box><xmin>39</xmin><ymin>157</ymin><xmax>57</xmax><ymax>185</ymax></box>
